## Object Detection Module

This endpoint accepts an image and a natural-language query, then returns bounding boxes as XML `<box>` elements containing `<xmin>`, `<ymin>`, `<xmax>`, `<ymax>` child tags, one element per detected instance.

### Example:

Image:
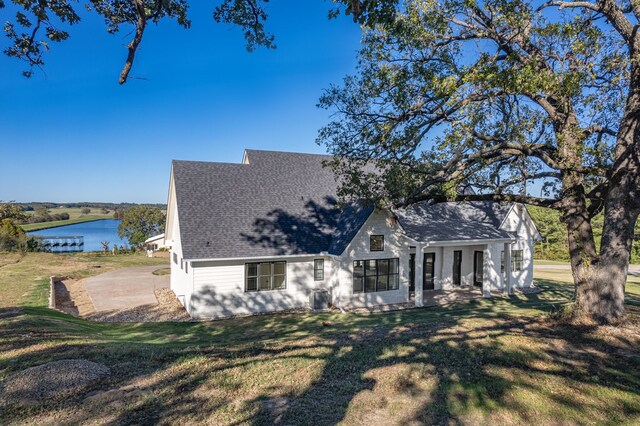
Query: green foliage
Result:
<box><xmin>529</xmin><ymin>206</ymin><xmax>640</xmax><ymax>263</ymax></box>
<box><xmin>318</xmin><ymin>0</ymin><xmax>627</xmax><ymax>206</ymax></box>
<box><xmin>117</xmin><ymin>206</ymin><xmax>165</xmax><ymax>247</ymax></box>
<box><xmin>0</xmin><ymin>201</ymin><xmax>26</xmax><ymax>222</ymax></box>
<box><xmin>0</xmin><ymin>219</ymin><xmax>27</xmax><ymax>252</ymax></box>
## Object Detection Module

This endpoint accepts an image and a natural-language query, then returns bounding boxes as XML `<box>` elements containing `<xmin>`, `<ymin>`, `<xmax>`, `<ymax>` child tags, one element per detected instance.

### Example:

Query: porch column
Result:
<box><xmin>482</xmin><ymin>246</ymin><xmax>492</xmax><ymax>298</ymax></box>
<box><xmin>415</xmin><ymin>243</ymin><xmax>424</xmax><ymax>307</ymax></box>
<box><xmin>504</xmin><ymin>242</ymin><xmax>512</xmax><ymax>295</ymax></box>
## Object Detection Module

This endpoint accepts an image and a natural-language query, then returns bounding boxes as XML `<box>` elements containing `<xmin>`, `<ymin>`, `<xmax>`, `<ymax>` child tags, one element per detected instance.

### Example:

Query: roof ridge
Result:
<box><xmin>244</xmin><ymin>148</ymin><xmax>332</xmax><ymax>157</ymax></box>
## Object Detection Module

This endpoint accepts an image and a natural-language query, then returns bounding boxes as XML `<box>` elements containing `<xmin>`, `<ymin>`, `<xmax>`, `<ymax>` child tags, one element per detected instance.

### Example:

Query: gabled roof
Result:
<box><xmin>172</xmin><ymin>150</ymin><xmax>372</xmax><ymax>260</ymax></box>
<box><xmin>144</xmin><ymin>233</ymin><xmax>165</xmax><ymax>244</ymax></box>
<box><xmin>171</xmin><ymin>150</ymin><xmax>519</xmax><ymax>260</ymax></box>
<box><xmin>394</xmin><ymin>201</ymin><xmax>514</xmax><ymax>243</ymax></box>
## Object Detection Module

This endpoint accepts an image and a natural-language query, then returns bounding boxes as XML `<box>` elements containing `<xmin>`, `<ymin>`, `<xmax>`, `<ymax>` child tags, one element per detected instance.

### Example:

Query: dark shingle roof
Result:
<box><xmin>173</xmin><ymin>150</ymin><xmax>372</xmax><ymax>259</ymax></box>
<box><xmin>173</xmin><ymin>150</ymin><xmax>515</xmax><ymax>260</ymax></box>
<box><xmin>394</xmin><ymin>201</ymin><xmax>514</xmax><ymax>243</ymax></box>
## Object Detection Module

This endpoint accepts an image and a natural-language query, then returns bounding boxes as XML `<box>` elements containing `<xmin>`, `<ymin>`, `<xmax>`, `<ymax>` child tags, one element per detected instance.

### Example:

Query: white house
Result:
<box><xmin>144</xmin><ymin>233</ymin><xmax>168</xmax><ymax>251</ymax></box>
<box><xmin>165</xmin><ymin>150</ymin><xmax>542</xmax><ymax>319</ymax></box>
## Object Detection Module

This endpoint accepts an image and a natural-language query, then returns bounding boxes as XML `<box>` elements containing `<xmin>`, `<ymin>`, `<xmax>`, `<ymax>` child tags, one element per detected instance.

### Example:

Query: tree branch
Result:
<box><xmin>119</xmin><ymin>0</ymin><xmax>146</xmax><ymax>85</ymax></box>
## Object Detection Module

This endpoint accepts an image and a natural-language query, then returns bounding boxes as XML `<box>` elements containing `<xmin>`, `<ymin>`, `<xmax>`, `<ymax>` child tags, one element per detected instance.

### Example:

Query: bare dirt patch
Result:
<box><xmin>54</xmin><ymin>278</ymin><xmax>95</xmax><ymax>316</ymax></box>
<box><xmin>0</xmin><ymin>359</ymin><xmax>110</xmax><ymax>408</ymax></box>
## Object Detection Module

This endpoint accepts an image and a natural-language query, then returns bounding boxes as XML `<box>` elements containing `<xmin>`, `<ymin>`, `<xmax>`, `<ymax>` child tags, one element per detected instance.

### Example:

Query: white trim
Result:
<box><xmin>144</xmin><ymin>233</ymin><xmax>165</xmax><ymax>244</ymax></box>
<box><xmin>189</xmin><ymin>253</ymin><xmax>340</xmax><ymax>264</ymax></box>
<box><xmin>424</xmin><ymin>238</ymin><xmax>514</xmax><ymax>247</ymax></box>
<box><xmin>521</xmin><ymin>204</ymin><xmax>544</xmax><ymax>241</ymax></box>
<box><xmin>498</xmin><ymin>203</ymin><xmax>517</xmax><ymax>229</ymax></box>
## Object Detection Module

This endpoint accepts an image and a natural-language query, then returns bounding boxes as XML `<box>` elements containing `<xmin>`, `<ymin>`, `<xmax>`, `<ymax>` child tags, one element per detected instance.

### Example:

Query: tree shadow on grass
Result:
<box><xmin>1</xmin><ymin>288</ymin><xmax>639</xmax><ymax>425</ymax></box>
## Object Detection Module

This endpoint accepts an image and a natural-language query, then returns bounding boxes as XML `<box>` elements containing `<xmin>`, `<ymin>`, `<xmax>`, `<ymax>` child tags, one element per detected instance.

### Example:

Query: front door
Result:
<box><xmin>473</xmin><ymin>251</ymin><xmax>484</xmax><ymax>287</ymax></box>
<box><xmin>423</xmin><ymin>253</ymin><xmax>435</xmax><ymax>290</ymax></box>
<box><xmin>409</xmin><ymin>253</ymin><xmax>416</xmax><ymax>292</ymax></box>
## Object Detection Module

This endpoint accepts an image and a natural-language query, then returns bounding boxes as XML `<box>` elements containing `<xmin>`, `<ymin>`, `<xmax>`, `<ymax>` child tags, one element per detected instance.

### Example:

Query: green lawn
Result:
<box><xmin>0</xmin><ymin>254</ymin><xmax>638</xmax><ymax>425</ymax></box>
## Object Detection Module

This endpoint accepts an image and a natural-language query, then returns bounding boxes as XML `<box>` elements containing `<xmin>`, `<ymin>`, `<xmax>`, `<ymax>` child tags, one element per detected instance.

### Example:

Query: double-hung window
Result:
<box><xmin>500</xmin><ymin>250</ymin><xmax>524</xmax><ymax>272</ymax></box>
<box><xmin>314</xmin><ymin>259</ymin><xmax>324</xmax><ymax>281</ymax></box>
<box><xmin>353</xmin><ymin>258</ymin><xmax>399</xmax><ymax>293</ymax></box>
<box><xmin>512</xmin><ymin>250</ymin><xmax>523</xmax><ymax>271</ymax></box>
<box><xmin>245</xmin><ymin>261</ymin><xmax>286</xmax><ymax>292</ymax></box>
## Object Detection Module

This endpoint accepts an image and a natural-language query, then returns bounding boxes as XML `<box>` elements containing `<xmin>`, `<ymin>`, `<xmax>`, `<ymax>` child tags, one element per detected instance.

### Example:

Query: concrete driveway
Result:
<box><xmin>84</xmin><ymin>265</ymin><xmax>170</xmax><ymax>312</ymax></box>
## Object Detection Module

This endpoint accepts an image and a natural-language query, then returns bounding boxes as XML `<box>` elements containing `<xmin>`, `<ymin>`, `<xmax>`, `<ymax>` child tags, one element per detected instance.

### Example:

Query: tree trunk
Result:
<box><xmin>572</xmin><ymin>179</ymin><xmax>639</xmax><ymax>323</ymax></box>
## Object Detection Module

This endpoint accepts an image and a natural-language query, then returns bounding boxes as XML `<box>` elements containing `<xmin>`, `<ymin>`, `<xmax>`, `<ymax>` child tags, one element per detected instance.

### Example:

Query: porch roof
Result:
<box><xmin>395</xmin><ymin>201</ymin><xmax>514</xmax><ymax>244</ymax></box>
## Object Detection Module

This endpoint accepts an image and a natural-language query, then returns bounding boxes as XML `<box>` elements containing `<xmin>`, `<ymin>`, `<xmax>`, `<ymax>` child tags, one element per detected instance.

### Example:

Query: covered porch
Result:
<box><xmin>407</xmin><ymin>238</ymin><xmax>515</xmax><ymax>307</ymax></box>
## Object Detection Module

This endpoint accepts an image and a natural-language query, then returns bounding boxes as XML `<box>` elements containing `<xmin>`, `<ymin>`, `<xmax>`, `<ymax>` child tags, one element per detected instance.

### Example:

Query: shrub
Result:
<box><xmin>0</xmin><ymin>219</ymin><xmax>27</xmax><ymax>252</ymax></box>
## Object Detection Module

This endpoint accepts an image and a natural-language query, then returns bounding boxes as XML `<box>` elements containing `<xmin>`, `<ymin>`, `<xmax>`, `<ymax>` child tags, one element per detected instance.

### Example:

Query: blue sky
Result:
<box><xmin>0</xmin><ymin>2</ymin><xmax>362</xmax><ymax>203</ymax></box>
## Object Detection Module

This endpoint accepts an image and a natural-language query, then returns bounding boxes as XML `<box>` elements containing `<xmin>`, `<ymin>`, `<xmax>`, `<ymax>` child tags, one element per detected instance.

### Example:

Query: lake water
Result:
<box><xmin>28</xmin><ymin>219</ymin><xmax>129</xmax><ymax>252</ymax></box>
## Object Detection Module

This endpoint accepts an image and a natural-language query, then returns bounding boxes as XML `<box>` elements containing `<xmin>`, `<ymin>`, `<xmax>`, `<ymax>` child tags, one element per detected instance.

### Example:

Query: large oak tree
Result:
<box><xmin>318</xmin><ymin>0</ymin><xmax>640</xmax><ymax>324</ymax></box>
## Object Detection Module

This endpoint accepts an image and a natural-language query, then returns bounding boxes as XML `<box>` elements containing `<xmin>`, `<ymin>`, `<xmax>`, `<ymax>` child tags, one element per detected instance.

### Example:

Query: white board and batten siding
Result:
<box><xmin>501</xmin><ymin>204</ymin><xmax>539</xmax><ymax>289</ymax></box>
<box><xmin>185</xmin><ymin>256</ymin><xmax>332</xmax><ymax>319</ymax></box>
<box><xmin>334</xmin><ymin>209</ymin><xmax>412</xmax><ymax>309</ymax></box>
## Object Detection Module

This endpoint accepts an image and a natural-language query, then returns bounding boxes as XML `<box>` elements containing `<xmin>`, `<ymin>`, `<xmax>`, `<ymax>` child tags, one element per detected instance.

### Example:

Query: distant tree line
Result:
<box><xmin>19</xmin><ymin>206</ymin><xmax>70</xmax><ymax>225</ymax></box>
<box><xmin>21</xmin><ymin>202</ymin><xmax>166</xmax><ymax>211</ymax></box>
<box><xmin>530</xmin><ymin>207</ymin><xmax>640</xmax><ymax>264</ymax></box>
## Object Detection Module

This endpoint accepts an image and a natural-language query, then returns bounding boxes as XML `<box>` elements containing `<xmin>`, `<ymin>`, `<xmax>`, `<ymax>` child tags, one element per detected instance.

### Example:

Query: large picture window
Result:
<box><xmin>353</xmin><ymin>258</ymin><xmax>399</xmax><ymax>293</ymax></box>
<box><xmin>245</xmin><ymin>261</ymin><xmax>286</xmax><ymax>292</ymax></box>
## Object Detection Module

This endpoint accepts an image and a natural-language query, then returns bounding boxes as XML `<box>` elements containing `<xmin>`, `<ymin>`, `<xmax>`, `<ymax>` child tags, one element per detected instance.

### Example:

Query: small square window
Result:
<box><xmin>370</xmin><ymin>235</ymin><xmax>384</xmax><ymax>252</ymax></box>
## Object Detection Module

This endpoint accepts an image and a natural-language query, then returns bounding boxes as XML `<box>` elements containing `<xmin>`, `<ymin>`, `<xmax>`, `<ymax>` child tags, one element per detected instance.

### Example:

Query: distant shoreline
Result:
<box><xmin>22</xmin><ymin>217</ymin><xmax>112</xmax><ymax>233</ymax></box>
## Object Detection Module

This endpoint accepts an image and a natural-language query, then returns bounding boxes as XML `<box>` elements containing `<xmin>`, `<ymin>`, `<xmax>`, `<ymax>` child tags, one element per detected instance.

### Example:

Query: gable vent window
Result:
<box><xmin>245</xmin><ymin>261</ymin><xmax>287</xmax><ymax>292</ymax></box>
<box><xmin>314</xmin><ymin>259</ymin><xmax>324</xmax><ymax>281</ymax></box>
<box><xmin>370</xmin><ymin>235</ymin><xmax>384</xmax><ymax>252</ymax></box>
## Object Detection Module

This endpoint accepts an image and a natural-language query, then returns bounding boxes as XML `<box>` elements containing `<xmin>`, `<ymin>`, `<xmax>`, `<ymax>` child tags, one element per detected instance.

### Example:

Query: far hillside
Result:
<box><xmin>17</xmin><ymin>202</ymin><xmax>167</xmax><ymax>232</ymax></box>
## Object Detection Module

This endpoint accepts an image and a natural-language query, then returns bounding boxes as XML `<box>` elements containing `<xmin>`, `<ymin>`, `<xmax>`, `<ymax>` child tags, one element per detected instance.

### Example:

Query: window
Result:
<box><xmin>501</xmin><ymin>250</ymin><xmax>523</xmax><ymax>272</ymax></box>
<box><xmin>185</xmin><ymin>262</ymin><xmax>188</xmax><ymax>274</ymax></box>
<box><xmin>453</xmin><ymin>250</ymin><xmax>462</xmax><ymax>285</ymax></box>
<box><xmin>180</xmin><ymin>258</ymin><xmax>183</xmax><ymax>270</ymax></box>
<box><xmin>353</xmin><ymin>258</ymin><xmax>399</xmax><ymax>293</ymax></box>
<box><xmin>173</xmin><ymin>253</ymin><xmax>178</xmax><ymax>264</ymax></box>
<box><xmin>245</xmin><ymin>261</ymin><xmax>286</xmax><ymax>292</ymax></box>
<box><xmin>512</xmin><ymin>250</ymin><xmax>523</xmax><ymax>271</ymax></box>
<box><xmin>314</xmin><ymin>259</ymin><xmax>324</xmax><ymax>281</ymax></box>
<box><xmin>370</xmin><ymin>235</ymin><xmax>384</xmax><ymax>252</ymax></box>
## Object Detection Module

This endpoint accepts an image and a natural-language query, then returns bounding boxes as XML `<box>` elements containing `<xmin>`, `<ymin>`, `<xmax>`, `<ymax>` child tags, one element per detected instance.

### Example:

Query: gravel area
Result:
<box><xmin>0</xmin><ymin>359</ymin><xmax>110</xmax><ymax>408</ymax></box>
<box><xmin>515</xmin><ymin>285</ymin><xmax>543</xmax><ymax>294</ymax></box>
<box><xmin>345</xmin><ymin>302</ymin><xmax>415</xmax><ymax>314</ymax></box>
<box><xmin>85</xmin><ymin>288</ymin><xmax>191</xmax><ymax>322</ymax></box>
